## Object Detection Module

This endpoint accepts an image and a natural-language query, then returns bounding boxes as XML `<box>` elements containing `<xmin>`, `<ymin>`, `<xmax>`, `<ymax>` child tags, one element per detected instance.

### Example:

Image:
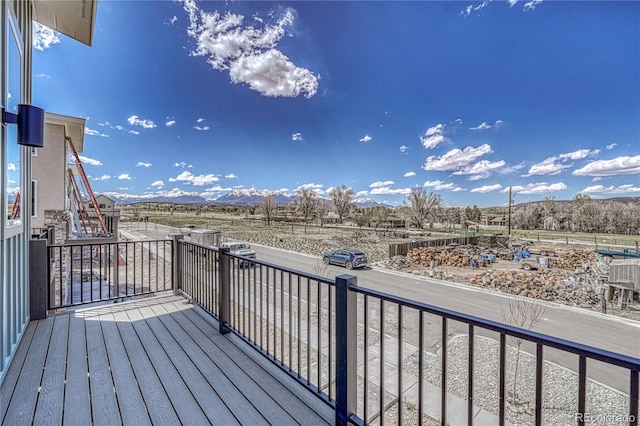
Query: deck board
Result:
<box><xmin>147</xmin><ymin>301</ymin><xmax>273</xmax><ymax>425</ymax></box>
<box><xmin>85</xmin><ymin>312</ymin><xmax>121</xmax><ymax>426</ymax></box>
<box><xmin>115</xmin><ymin>307</ymin><xmax>185</xmax><ymax>425</ymax></box>
<box><xmin>176</xmin><ymin>302</ymin><xmax>331</xmax><ymax>424</ymax></box>
<box><xmin>136</xmin><ymin>303</ymin><xmax>241</xmax><ymax>425</ymax></box>
<box><xmin>0</xmin><ymin>320</ymin><xmax>36</xmax><ymax>422</ymax></box>
<box><xmin>3</xmin><ymin>319</ymin><xmax>54</xmax><ymax>425</ymax></box>
<box><xmin>63</xmin><ymin>312</ymin><xmax>91</xmax><ymax>425</ymax></box>
<box><xmin>1</xmin><ymin>294</ymin><xmax>332</xmax><ymax>426</ymax></box>
<box><xmin>33</xmin><ymin>315</ymin><xmax>69</xmax><ymax>426</ymax></box>
<box><xmin>100</xmin><ymin>309</ymin><xmax>152</xmax><ymax>426</ymax></box>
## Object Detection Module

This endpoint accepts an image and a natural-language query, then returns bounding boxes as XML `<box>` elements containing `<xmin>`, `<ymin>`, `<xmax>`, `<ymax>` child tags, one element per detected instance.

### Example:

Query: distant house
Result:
<box><xmin>31</xmin><ymin>113</ymin><xmax>85</xmax><ymax>233</ymax></box>
<box><xmin>481</xmin><ymin>214</ymin><xmax>506</xmax><ymax>227</ymax></box>
<box><xmin>88</xmin><ymin>194</ymin><xmax>120</xmax><ymax>237</ymax></box>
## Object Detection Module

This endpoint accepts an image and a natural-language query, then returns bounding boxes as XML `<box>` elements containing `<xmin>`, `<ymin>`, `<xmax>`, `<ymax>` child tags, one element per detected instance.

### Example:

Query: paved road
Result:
<box><xmin>120</xmin><ymin>222</ymin><xmax>640</xmax><ymax>394</ymax></box>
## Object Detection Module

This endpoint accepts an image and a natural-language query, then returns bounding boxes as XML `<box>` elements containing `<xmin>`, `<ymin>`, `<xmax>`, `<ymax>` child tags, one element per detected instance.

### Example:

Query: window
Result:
<box><xmin>5</xmin><ymin>11</ymin><xmax>22</xmax><ymax>229</ymax></box>
<box><xmin>31</xmin><ymin>180</ymin><xmax>37</xmax><ymax>217</ymax></box>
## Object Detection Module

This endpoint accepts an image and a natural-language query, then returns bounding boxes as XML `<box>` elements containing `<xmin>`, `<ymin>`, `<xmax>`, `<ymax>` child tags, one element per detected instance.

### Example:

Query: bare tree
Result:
<box><xmin>405</xmin><ymin>188</ymin><xmax>441</xmax><ymax>229</ymax></box>
<box><xmin>329</xmin><ymin>185</ymin><xmax>354</xmax><ymax>224</ymax></box>
<box><xmin>501</xmin><ymin>298</ymin><xmax>546</xmax><ymax>409</ymax></box>
<box><xmin>370</xmin><ymin>206</ymin><xmax>389</xmax><ymax>230</ymax></box>
<box><xmin>296</xmin><ymin>188</ymin><xmax>317</xmax><ymax>225</ymax></box>
<box><xmin>259</xmin><ymin>195</ymin><xmax>278</xmax><ymax>226</ymax></box>
<box><xmin>315</xmin><ymin>199</ymin><xmax>329</xmax><ymax>227</ymax></box>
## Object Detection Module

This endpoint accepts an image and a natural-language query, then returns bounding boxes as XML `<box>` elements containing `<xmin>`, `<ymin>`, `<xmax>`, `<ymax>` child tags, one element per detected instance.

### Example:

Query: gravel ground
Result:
<box><xmin>412</xmin><ymin>335</ymin><xmax>633</xmax><ymax>426</ymax></box>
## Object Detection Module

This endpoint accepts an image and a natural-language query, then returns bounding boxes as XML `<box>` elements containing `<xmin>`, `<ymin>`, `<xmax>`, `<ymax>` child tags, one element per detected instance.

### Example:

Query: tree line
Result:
<box><xmin>258</xmin><ymin>188</ymin><xmax>639</xmax><ymax>235</ymax></box>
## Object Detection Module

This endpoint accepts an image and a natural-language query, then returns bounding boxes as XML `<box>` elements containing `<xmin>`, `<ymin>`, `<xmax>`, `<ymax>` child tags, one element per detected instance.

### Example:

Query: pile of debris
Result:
<box><xmin>406</xmin><ymin>246</ymin><xmax>491</xmax><ymax>267</ymax></box>
<box><xmin>550</xmin><ymin>249</ymin><xmax>598</xmax><ymax>271</ymax></box>
<box><xmin>470</xmin><ymin>269</ymin><xmax>601</xmax><ymax>308</ymax></box>
<box><xmin>380</xmin><ymin>255</ymin><xmax>413</xmax><ymax>270</ymax></box>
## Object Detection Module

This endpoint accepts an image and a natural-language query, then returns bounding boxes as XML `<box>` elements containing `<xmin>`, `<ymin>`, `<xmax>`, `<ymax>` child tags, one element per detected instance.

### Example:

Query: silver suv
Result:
<box><xmin>220</xmin><ymin>241</ymin><xmax>256</xmax><ymax>265</ymax></box>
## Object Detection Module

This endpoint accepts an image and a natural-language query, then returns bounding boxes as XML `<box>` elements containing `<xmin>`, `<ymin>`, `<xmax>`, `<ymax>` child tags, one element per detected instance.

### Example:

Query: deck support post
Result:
<box><xmin>30</xmin><ymin>239</ymin><xmax>48</xmax><ymax>319</ymax></box>
<box><xmin>171</xmin><ymin>233</ymin><xmax>183</xmax><ymax>296</ymax></box>
<box><xmin>335</xmin><ymin>274</ymin><xmax>357</xmax><ymax>426</ymax></box>
<box><xmin>219</xmin><ymin>247</ymin><xmax>231</xmax><ymax>335</ymax></box>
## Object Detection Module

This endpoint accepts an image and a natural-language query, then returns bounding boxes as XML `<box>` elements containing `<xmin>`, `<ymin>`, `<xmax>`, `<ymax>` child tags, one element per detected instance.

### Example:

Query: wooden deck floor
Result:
<box><xmin>1</xmin><ymin>294</ymin><xmax>333</xmax><ymax>425</ymax></box>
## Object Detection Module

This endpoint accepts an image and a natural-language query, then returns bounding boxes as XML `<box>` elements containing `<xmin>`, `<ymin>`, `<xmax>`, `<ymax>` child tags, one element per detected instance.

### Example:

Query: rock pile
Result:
<box><xmin>470</xmin><ymin>269</ymin><xmax>601</xmax><ymax>308</ymax></box>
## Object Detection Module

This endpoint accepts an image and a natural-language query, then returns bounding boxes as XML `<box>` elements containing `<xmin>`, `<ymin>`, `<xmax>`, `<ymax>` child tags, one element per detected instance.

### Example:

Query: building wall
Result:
<box><xmin>1</xmin><ymin>0</ymin><xmax>33</xmax><ymax>385</ymax></box>
<box><xmin>31</xmin><ymin>123</ymin><xmax>67</xmax><ymax>229</ymax></box>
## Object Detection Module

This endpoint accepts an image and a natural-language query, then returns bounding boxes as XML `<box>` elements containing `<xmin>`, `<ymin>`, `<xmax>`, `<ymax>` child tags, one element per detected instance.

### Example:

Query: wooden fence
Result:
<box><xmin>389</xmin><ymin>235</ymin><xmax>510</xmax><ymax>257</ymax></box>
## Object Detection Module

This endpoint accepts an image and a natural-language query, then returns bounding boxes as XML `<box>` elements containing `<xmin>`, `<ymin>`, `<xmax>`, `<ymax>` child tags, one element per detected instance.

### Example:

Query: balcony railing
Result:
<box><xmin>45</xmin><ymin>237</ymin><xmax>640</xmax><ymax>425</ymax></box>
<box><xmin>47</xmin><ymin>239</ymin><xmax>172</xmax><ymax>309</ymax></box>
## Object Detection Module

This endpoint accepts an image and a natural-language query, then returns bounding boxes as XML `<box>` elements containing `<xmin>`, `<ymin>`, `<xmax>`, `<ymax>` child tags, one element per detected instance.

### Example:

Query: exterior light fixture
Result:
<box><xmin>2</xmin><ymin>104</ymin><xmax>45</xmax><ymax>147</ymax></box>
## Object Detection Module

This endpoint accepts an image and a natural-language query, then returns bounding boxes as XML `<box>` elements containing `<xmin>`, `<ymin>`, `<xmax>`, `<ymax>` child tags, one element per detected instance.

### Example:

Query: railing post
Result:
<box><xmin>171</xmin><ymin>233</ymin><xmax>183</xmax><ymax>296</ymax></box>
<box><xmin>29</xmin><ymin>239</ymin><xmax>48</xmax><ymax>320</ymax></box>
<box><xmin>335</xmin><ymin>274</ymin><xmax>357</xmax><ymax>426</ymax></box>
<box><xmin>219</xmin><ymin>247</ymin><xmax>231</xmax><ymax>335</ymax></box>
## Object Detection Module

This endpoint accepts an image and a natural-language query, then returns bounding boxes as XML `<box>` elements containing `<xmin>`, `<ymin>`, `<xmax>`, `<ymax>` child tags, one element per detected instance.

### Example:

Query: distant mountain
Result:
<box><xmin>102</xmin><ymin>190</ymin><xmax>207</xmax><ymax>205</ymax></box>
<box><xmin>213</xmin><ymin>188</ymin><xmax>268</xmax><ymax>206</ymax></box>
<box><xmin>353</xmin><ymin>197</ymin><xmax>392</xmax><ymax>208</ymax></box>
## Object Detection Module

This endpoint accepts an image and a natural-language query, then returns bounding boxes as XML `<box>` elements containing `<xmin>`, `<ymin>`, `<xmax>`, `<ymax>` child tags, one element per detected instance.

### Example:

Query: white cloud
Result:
<box><xmin>169</xmin><ymin>171</ymin><xmax>219</xmax><ymax>186</ymax></box>
<box><xmin>92</xmin><ymin>175</ymin><xmax>111</xmax><ymax>181</ymax></box>
<box><xmin>423</xmin><ymin>180</ymin><xmax>465</xmax><ymax>192</ymax></box>
<box><xmin>572</xmin><ymin>155</ymin><xmax>640</xmax><ymax>177</ymax></box>
<box><xmin>118</xmin><ymin>174</ymin><xmax>132</xmax><ymax>180</ymax></box>
<box><xmin>423</xmin><ymin>144</ymin><xmax>493</xmax><ymax>171</ymax></box>
<box><xmin>525</xmin><ymin>149</ymin><xmax>600</xmax><ymax>176</ymax></box>
<box><xmin>194</xmin><ymin>126</ymin><xmax>210</xmax><ymax>131</ymax></box>
<box><xmin>404</xmin><ymin>171</ymin><xmax>416</xmax><ymax>177</ymax></box>
<box><xmin>170</xmin><ymin>16</ymin><xmax>178</xmax><ymax>25</ymax></box>
<box><xmin>461</xmin><ymin>1</ymin><xmax>489</xmax><ymax>17</ymax></box>
<box><xmin>400</xmin><ymin>145</ymin><xmax>409</xmax><ymax>153</ymax></box>
<box><xmin>294</xmin><ymin>183</ymin><xmax>324</xmax><ymax>194</ymax></box>
<box><xmin>606</xmin><ymin>143</ymin><xmax>617</xmax><ymax>150</ymax></box>
<box><xmin>370</xmin><ymin>181</ymin><xmax>394</xmax><ymax>189</ymax></box>
<box><xmin>8</xmin><ymin>163</ymin><xmax>17</xmax><ymax>172</ymax></box>
<box><xmin>36</xmin><ymin>73</ymin><xmax>51</xmax><ymax>79</ymax></box>
<box><xmin>182</xmin><ymin>1</ymin><xmax>318</xmax><ymax>98</ymax></box>
<box><xmin>225</xmin><ymin>173</ymin><xmax>238</xmax><ymax>179</ymax></box>
<box><xmin>165</xmin><ymin>120</ymin><xmax>176</xmax><ymax>127</ymax></box>
<box><xmin>506</xmin><ymin>182</ymin><xmax>567</xmax><ymax>195</ymax></box>
<box><xmin>370</xmin><ymin>187</ymin><xmax>411</xmax><ymax>196</ymax></box>
<box><xmin>452</xmin><ymin>160</ymin><xmax>506</xmax><ymax>180</ymax></box>
<box><xmin>525</xmin><ymin>157</ymin><xmax>570</xmax><ymax>176</ymax></box>
<box><xmin>359</xmin><ymin>135</ymin><xmax>372</xmax><ymax>143</ymax></box>
<box><xmin>582</xmin><ymin>184</ymin><xmax>640</xmax><ymax>194</ymax></box>
<box><xmin>524</xmin><ymin>0</ymin><xmax>543</xmax><ymax>12</ymax></box>
<box><xmin>129</xmin><ymin>130</ymin><xmax>140</xmax><ymax>135</ymax></box>
<box><xmin>85</xmin><ymin>127</ymin><xmax>109</xmax><ymax>137</ymax></box>
<box><xmin>419</xmin><ymin>124</ymin><xmax>447</xmax><ymax>149</ymax></box>
<box><xmin>292</xmin><ymin>133</ymin><xmax>303</xmax><ymax>141</ymax></box>
<box><xmin>127</xmin><ymin>115</ymin><xmax>157</xmax><ymax>129</ymax></box>
<box><xmin>78</xmin><ymin>155</ymin><xmax>103</xmax><ymax>166</ymax></box>
<box><xmin>136</xmin><ymin>162</ymin><xmax>152</xmax><ymax>168</ymax></box>
<box><xmin>33</xmin><ymin>23</ymin><xmax>61</xmax><ymax>51</ymax></box>
<box><xmin>151</xmin><ymin>180</ymin><xmax>164</xmax><ymax>187</ymax></box>
<box><xmin>471</xmin><ymin>184</ymin><xmax>502</xmax><ymax>193</ymax></box>
<box><xmin>196</xmin><ymin>118</ymin><xmax>206</xmax><ymax>123</ymax></box>
<box><xmin>173</xmin><ymin>162</ymin><xmax>193</xmax><ymax>168</ymax></box>
<box><xmin>469</xmin><ymin>120</ymin><xmax>503</xmax><ymax>131</ymax></box>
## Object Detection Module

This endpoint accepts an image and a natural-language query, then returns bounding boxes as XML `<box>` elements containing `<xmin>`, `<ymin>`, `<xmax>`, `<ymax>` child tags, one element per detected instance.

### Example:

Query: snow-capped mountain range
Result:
<box><xmin>101</xmin><ymin>188</ymin><xmax>392</xmax><ymax>208</ymax></box>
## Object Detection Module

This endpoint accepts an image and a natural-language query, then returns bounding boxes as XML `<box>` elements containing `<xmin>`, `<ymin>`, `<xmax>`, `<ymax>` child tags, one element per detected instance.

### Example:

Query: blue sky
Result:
<box><xmin>32</xmin><ymin>0</ymin><xmax>639</xmax><ymax>207</ymax></box>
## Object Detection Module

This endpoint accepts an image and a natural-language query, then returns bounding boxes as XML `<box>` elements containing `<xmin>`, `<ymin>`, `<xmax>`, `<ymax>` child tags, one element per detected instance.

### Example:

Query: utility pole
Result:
<box><xmin>507</xmin><ymin>186</ymin><xmax>512</xmax><ymax>236</ymax></box>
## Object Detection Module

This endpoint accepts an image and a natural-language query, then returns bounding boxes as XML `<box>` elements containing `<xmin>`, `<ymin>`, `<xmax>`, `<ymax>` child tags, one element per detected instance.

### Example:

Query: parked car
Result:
<box><xmin>322</xmin><ymin>248</ymin><xmax>368</xmax><ymax>270</ymax></box>
<box><xmin>220</xmin><ymin>241</ymin><xmax>257</xmax><ymax>266</ymax></box>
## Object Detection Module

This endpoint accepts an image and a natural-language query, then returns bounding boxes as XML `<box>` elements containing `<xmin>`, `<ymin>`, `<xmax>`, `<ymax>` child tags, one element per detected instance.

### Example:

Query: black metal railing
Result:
<box><xmin>42</xmin><ymin>236</ymin><xmax>640</xmax><ymax>425</ymax></box>
<box><xmin>177</xmin><ymin>238</ymin><xmax>640</xmax><ymax>426</ymax></box>
<box><xmin>48</xmin><ymin>239</ymin><xmax>172</xmax><ymax>309</ymax></box>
